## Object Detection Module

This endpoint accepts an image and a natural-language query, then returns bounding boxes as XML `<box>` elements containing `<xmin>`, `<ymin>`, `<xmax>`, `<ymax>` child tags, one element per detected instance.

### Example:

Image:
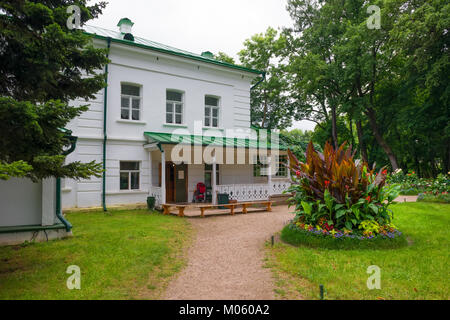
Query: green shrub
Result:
<box><xmin>417</xmin><ymin>193</ymin><xmax>450</xmax><ymax>203</ymax></box>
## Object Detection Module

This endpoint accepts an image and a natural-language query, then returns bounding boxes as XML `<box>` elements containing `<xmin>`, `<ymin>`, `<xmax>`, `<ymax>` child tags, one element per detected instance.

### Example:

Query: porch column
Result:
<box><xmin>212</xmin><ymin>156</ymin><xmax>217</xmax><ymax>204</ymax></box>
<box><xmin>148</xmin><ymin>151</ymin><xmax>153</xmax><ymax>194</ymax></box>
<box><xmin>267</xmin><ymin>155</ymin><xmax>272</xmax><ymax>196</ymax></box>
<box><xmin>161</xmin><ymin>149</ymin><xmax>166</xmax><ymax>204</ymax></box>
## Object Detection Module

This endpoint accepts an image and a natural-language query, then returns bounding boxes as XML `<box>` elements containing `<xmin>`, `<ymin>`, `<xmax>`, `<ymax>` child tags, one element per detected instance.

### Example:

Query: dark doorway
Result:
<box><xmin>165</xmin><ymin>162</ymin><xmax>188</xmax><ymax>203</ymax></box>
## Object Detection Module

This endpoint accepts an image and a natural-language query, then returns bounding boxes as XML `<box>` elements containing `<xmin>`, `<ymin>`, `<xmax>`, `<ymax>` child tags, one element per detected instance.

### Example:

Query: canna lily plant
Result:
<box><xmin>287</xmin><ymin>141</ymin><xmax>400</xmax><ymax>233</ymax></box>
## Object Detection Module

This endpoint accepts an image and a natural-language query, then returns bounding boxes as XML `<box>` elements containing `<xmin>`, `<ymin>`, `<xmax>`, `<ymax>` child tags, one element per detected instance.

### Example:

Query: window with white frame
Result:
<box><xmin>204</xmin><ymin>164</ymin><xmax>220</xmax><ymax>190</ymax></box>
<box><xmin>204</xmin><ymin>96</ymin><xmax>220</xmax><ymax>128</ymax></box>
<box><xmin>166</xmin><ymin>90</ymin><xmax>184</xmax><ymax>124</ymax></box>
<box><xmin>120</xmin><ymin>161</ymin><xmax>140</xmax><ymax>190</ymax></box>
<box><xmin>121</xmin><ymin>84</ymin><xmax>141</xmax><ymax>120</ymax></box>
<box><xmin>253</xmin><ymin>155</ymin><xmax>268</xmax><ymax>177</ymax></box>
<box><xmin>275</xmin><ymin>155</ymin><xmax>288</xmax><ymax>177</ymax></box>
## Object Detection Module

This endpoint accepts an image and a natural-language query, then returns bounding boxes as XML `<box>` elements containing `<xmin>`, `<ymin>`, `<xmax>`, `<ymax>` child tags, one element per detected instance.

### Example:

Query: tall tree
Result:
<box><xmin>0</xmin><ymin>0</ymin><xmax>108</xmax><ymax>181</ymax></box>
<box><xmin>388</xmin><ymin>0</ymin><xmax>450</xmax><ymax>174</ymax></box>
<box><xmin>285</xmin><ymin>0</ymin><xmax>403</xmax><ymax>169</ymax></box>
<box><xmin>239</xmin><ymin>27</ymin><xmax>296</xmax><ymax>130</ymax></box>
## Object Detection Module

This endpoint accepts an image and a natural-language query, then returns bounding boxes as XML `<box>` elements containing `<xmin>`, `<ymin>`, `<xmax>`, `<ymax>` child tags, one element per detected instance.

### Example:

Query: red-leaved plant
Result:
<box><xmin>287</xmin><ymin>141</ymin><xmax>399</xmax><ymax>231</ymax></box>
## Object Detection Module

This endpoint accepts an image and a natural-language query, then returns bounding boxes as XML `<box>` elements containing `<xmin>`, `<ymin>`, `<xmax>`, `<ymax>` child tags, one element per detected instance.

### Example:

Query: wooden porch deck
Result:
<box><xmin>161</xmin><ymin>201</ymin><xmax>273</xmax><ymax>218</ymax></box>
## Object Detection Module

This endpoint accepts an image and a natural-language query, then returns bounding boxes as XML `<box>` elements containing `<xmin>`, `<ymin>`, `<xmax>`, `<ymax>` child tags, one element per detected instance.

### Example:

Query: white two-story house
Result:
<box><xmin>62</xmin><ymin>18</ymin><xmax>291</xmax><ymax>210</ymax></box>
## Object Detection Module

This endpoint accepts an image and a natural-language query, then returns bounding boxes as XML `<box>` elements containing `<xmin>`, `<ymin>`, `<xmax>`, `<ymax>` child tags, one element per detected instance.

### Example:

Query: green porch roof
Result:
<box><xmin>83</xmin><ymin>25</ymin><xmax>263</xmax><ymax>75</ymax></box>
<box><xmin>144</xmin><ymin>132</ymin><xmax>288</xmax><ymax>150</ymax></box>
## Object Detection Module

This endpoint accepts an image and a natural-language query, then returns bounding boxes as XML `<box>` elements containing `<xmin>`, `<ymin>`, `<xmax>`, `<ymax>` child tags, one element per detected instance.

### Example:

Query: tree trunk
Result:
<box><xmin>444</xmin><ymin>139</ymin><xmax>450</xmax><ymax>174</ymax></box>
<box><xmin>348</xmin><ymin>114</ymin><xmax>355</xmax><ymax>148</ymax></box>
<box><xmin>365</xmin><ymin>107</ymin><xmax>399</xmax><ymax>170</ymax></box>
<box><xmin>356</xmin><ymin>120</ymin><xmax>368</xmax><ymax>163</ymax></box>
<box><xmin>331</xmin><ymin>105</ymin><xmax>338</xmax><ymax>149</ymax></box>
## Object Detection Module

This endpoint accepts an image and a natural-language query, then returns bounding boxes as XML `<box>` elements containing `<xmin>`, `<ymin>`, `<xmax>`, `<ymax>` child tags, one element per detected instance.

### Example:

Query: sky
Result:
<box><xmin>88</xmin><ymin>0</ymin><xmax>316</xmax><ymax>132</ymax></box>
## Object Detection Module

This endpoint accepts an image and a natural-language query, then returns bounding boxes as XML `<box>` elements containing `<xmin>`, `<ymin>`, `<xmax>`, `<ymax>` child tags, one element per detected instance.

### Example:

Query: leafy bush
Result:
<box><xmin>387</xmin><ymin>170</ymin><xmax>450</xmax><ymax>195</ymax></box>
<box><xmin>287</xmin><ymin>141</ymin><xmax>400</xmax><ymax>236</ymax></box>
<box><xmin>417</xmin><ymin>192</ymin><xmax>450</xmax><ymax>204</ymax></box>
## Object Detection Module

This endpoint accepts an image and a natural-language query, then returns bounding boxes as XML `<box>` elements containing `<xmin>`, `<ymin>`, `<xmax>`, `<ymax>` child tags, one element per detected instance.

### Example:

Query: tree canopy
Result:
<box><xmin>238</xmin><ymin>0</ymin><xmax>449</xmax><ymax>176</ymax></box>
<box><xmin>0</xmin><ymin>0</ymin><xmax>109</xmax><ymax>181</ymax></box>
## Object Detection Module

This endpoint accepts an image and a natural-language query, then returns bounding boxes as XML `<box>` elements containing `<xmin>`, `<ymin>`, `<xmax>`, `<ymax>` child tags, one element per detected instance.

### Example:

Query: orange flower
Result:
<box><xmin>366</xmin><ymin>196</ymin><xmax>371</xmax><ymax>202</ymax></box>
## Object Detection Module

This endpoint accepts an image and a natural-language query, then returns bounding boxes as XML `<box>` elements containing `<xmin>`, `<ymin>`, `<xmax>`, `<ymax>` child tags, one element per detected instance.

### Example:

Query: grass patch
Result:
<box><xmin>268</xmin><ymin>203</ymin><xmax>450</xmax><ymax>300</ymax></box>
<box><xmin>0</xmin><ymin>209</ymin><xmax>192</xmax><ymax>300</ymax></box>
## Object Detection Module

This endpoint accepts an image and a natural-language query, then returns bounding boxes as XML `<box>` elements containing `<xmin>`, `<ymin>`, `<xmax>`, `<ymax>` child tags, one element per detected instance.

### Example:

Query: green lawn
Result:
<box><xmin>267</xmin><ymin>202</ymin><xmax>450</xmax><ymax>300</ymax></box>
<box><xmin>0</xmin><ymin>210</ymin><xmax>192</xmax><ymax>300</ymax></box>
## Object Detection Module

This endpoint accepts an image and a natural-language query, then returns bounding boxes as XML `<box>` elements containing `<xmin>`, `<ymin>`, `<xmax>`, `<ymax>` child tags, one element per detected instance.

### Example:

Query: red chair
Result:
<box><xmin>193</xmin><ymin>182</ymin><xmax>206</xmax><ymax>203</ymax></box>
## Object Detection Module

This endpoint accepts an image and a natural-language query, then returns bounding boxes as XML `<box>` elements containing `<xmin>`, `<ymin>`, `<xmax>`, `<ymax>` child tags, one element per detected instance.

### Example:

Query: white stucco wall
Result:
<box><xmin>0</xmin><ymin>178</ymin><xmax>43</xmax><ymax>227</ymax></box>
<box><xmin>62</xmin><ymin>39</ymin><xmax>259</xmax><ymax>209</ymax></box>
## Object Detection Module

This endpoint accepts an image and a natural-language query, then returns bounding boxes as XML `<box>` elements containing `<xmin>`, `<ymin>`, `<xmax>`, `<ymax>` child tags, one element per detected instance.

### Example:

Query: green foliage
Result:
<box><xmin>387</xmin><ymin>169</ymin><xmax>450</xmax><ymax>195</ymax></box>
<box><xmin>0</xmin><ymin>0</ymin><xmax>109</xmax><ymax>180</ymax></box>
<box><xmin>288</xmin><ymin>141</ymin><xmax>399</xmax><ymax>232</ymax></box>
<box><xmin>417</xmin><ymin>193</ymin><xmax>450</xmax><ymax>204</ymax></box>
<box><xmin>214</xmin><ymin>52</ymin><xmax>235</xmax><ymax>64</ymax></box>
<box><xmin>0</xmin><ymin>161</ymin><xmax>33</xmax><ymax>180</ymax></box>
<box><xmin>239</xmin><ymin>27</ymin><xmax>296</xmax><ymax>130</ymax></box>
<box><xmin>283</xmin><ymin>0</ymin><xmax>450</xmax><ymax>174</ymax></box>
<box><xmin>279</xmin><ymin>129</ymin><xmax>316</xmax><ymax>162</ymax></box>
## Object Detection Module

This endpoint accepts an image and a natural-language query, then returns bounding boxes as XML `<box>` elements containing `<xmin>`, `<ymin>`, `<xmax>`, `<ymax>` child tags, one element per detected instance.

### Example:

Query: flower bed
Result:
<box><xmin>281</xmin><ymin>221</ymin><xmax>407</xmax><ymax>250</ymax></box>
<box><xmin>285</xmin><ymin>141</ymin><xmax>407</xmax><ymax>249</ymax></box>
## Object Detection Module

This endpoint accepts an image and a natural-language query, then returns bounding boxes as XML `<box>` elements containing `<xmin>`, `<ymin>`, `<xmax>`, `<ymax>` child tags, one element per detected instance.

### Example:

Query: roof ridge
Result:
<box><xmin>83</xmin><ymin>24</ymin><xmax>263</xmax><ymax>75</ymax></box>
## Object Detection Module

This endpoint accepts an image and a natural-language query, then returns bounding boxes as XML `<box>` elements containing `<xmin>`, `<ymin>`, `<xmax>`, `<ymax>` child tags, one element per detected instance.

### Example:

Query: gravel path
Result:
<box><xmin>163</xmin><ymin>205</ymin><xmax>293</xmax><ymax>300</ymax></box>
<box><xmin>395</xmin><ymin>195</ymin><xmax>418</xmax><ymax>202</ymax></box>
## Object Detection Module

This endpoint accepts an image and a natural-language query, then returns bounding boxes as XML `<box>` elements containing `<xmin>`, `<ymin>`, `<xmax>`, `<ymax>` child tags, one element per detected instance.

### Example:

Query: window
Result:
<box><xmin>120</xmin><ymin>161</ymin><xmax>140</xmax><ymax>190</ymax></box>
<box><xmin>121</xmin><ymin>84</ymin><xmax>141</xmax><ymax>120</ymax></box>
<box><xmin>204</xmin><ymin>96</ymin><xmax>219</xmax><ymax>128</ymax></box>
<box><xmin>166</xmin><ymin>90</ymin><xmax>183</xmax><ymax>124</ymax></box>
<box><xmin>205</xmin><ymin>164</ymin><xmax>219</xmax><ymax>190</ymax></box>
<box><xmin>275</xmin><ymin>155</ymin><xmax>288</xmax><ymax>177</ymax></box>
<box><xmin>253</xmin><ymin>155</ymin><xmax>268</xmax><ymax>177</ymax></box>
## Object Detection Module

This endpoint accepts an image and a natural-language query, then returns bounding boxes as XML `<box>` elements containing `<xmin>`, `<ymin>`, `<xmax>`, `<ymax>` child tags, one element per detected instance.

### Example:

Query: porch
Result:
<box><xmin>144</xmin><ymin>132</ymin><xmax>292</xmax><ymax>207</ymax></box>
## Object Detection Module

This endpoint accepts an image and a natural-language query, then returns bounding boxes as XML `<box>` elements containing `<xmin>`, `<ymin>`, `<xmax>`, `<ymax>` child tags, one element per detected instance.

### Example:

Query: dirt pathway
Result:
<box><xmin>163</xmin><ymin>205</ymin><xmax>293</xmax><ymax>300</ymax></box>
<box><xmin>395</xmin><ymin>195</ymin><xmax>418</xmax><ymax>202</ymax></box>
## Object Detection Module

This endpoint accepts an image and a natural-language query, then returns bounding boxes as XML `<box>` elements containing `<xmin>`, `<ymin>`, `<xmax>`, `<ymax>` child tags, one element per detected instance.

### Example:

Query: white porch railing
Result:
<box><xmin>271</xmin><ymin>180</ymin><xmax>292</xmax><ymax>195</ymax></box>
<box><xmin>149</xmin><ymin>186</ymin><xmax>162</xmax><ymax>206</ymax></box>
<box><xmin>216</xmin><ymin>180</ymin><xmax>291</xmax><ymax>202</ymax></box>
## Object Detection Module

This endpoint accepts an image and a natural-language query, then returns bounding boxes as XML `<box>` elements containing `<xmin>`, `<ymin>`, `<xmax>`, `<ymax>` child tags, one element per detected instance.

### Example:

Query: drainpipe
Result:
<box><xmin>251</xmin><ymin>71</ymin><xmax>266</xmax><ymax>90</ymax></box>
<box><xmin>56</xmin><ymin>178</ymin><xmax>72</xmax><ymax>232</ymax></box>
<box><xmin>102</xmin><ymin>37</ymin><xmax>112</xmax><ymax>212</ymax></box>
<box><xmin>56</xmin><ymin>130</ymin><xmax>78</xmax><ymax>232</ymax></box>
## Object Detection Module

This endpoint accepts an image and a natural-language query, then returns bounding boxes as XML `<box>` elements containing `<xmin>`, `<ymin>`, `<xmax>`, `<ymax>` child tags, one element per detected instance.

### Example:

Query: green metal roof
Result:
<box><xmin>83</xmin><ymin>25</ymin><xmax>263</xmax><ymax>75</ymax></box>
<box><xmin>144</xmin><ymin>132</ymin><xmax>288</xmax><ymax>150</ymax></box>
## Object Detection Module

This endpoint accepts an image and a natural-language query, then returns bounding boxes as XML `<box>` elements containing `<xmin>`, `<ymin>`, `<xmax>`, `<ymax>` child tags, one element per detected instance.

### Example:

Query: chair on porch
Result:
<box><xmin>193</xmin><ymin>182</ymin><xmax>207</xmax><ymax>203</ymax></box>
